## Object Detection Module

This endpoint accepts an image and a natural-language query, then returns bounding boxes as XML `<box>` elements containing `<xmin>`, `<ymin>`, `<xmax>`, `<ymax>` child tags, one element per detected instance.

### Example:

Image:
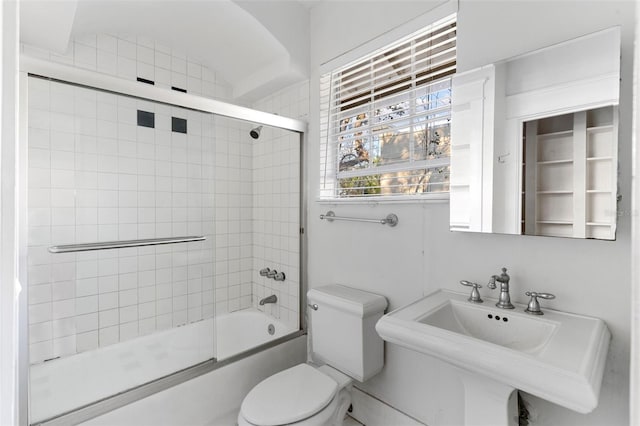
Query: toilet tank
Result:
<box><xmin>307</xmin><ymin>285</ymin><xmax>388</xmax><ymax>382</ymax></box>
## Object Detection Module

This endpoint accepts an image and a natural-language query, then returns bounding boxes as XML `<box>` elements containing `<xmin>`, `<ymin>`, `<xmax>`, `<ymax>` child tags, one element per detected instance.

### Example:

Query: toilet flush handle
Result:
<box><xmin>307</xmin><ymin>303</ymin><xmax>318</xmax><ymax>311</ymax></box>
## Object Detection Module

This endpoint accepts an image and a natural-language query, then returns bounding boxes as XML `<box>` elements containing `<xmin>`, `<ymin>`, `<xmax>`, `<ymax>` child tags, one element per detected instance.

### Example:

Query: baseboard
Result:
<box><xmin>349</xmin><ymin>386</ymin><xmax>426</xmax><ymax>426</ymax></box>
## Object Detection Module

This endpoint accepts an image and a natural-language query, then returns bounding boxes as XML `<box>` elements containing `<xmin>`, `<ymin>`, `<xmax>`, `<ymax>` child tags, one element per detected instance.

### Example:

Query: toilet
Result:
<box><xmin>237</xmin><ymin>284</ymin><xmax>388</xmax><ymax>426</ymax></box>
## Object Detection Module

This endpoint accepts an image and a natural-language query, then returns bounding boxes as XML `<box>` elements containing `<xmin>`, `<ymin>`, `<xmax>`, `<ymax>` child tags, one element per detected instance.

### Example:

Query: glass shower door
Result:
<box><xmin>26</xmin><ymin>76</ymin><xmax>217</xmax><ymax>423</ymax></box>
<box><xmin>212</xmin><ymin>116</ymin><xmax>301</xmax><ymax>361</ymax></box>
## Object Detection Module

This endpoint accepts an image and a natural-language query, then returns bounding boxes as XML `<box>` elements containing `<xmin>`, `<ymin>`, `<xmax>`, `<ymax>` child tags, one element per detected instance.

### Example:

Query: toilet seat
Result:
<box><xmin>240</xmin><ymin>364</ymin><xmax>339</xmax><ymax>426</ymax></box>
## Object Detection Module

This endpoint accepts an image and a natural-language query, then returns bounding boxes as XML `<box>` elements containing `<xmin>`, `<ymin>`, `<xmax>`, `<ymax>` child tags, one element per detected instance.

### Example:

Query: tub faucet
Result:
<box><xmin>259</xmin><ymin>294</ymin><xmax>277</xmax><ymax>305</ymax></box>
<box><xmin>487</xmin><ymin>267</ymin><xmax>514</xmax><ymax>309</ymax></box>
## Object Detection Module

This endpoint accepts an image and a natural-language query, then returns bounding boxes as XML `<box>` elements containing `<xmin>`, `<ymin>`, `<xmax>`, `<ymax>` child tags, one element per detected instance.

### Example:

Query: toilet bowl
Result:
<box><xmin>238</xmin><ymin>285</ymin><xmax>388</xmax><ymax>426</ymax></box>
<box><xmin>237</xmin><ymin>364</ymin><xmax>352</xmax><ymax>426</ymax></box>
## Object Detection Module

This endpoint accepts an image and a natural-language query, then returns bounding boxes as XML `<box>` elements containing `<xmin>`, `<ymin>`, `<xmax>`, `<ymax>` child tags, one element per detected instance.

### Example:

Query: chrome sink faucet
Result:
<box><xmin>487</xmin><ymin>267</ymin><xmax>515</xmax><ymax>309</ymax></box>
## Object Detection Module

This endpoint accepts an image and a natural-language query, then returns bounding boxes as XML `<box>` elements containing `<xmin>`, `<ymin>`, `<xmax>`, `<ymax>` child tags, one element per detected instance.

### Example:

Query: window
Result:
<box><xmin>320</xmin><ymin>16</ymin><xmax>456</xmax><ymax>199</ymax></box>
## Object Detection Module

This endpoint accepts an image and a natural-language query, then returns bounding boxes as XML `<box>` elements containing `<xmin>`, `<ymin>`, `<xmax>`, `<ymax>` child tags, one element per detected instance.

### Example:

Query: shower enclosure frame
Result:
<box><xmin>17</xmin><ymin>56</ymin><xmax>308</xmax><ymax>426</ymax></box>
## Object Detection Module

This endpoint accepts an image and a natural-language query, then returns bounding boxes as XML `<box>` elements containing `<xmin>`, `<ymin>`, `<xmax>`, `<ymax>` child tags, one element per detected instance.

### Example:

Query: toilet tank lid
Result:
<box><xmin>308</xmin><ymin>285</ymin><xmax>388</xmax><ymax>317</ymax></box>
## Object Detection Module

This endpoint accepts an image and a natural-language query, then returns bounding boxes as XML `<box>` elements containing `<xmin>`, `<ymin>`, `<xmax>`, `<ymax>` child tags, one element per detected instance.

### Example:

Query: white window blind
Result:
<box><xmin>320</xmin><ymin>16</ymin><xmax>456</xmax><ymax>199</ymax></box>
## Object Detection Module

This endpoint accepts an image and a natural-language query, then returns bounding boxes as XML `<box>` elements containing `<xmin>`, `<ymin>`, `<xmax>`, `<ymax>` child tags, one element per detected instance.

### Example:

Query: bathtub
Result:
<box><xmin>81</xmin><ymin>335</ymin><xmax>307</xmax><ymax>426</ymax></box>
<box><xmin>30</xmin><ymin>308</ymin><xmax>295</xmax><ymax>424</ymax></box>
<box><xmin>216</xmin><ymin>308</ymin><xmax>292</xmax><ymax>360</ymax></box>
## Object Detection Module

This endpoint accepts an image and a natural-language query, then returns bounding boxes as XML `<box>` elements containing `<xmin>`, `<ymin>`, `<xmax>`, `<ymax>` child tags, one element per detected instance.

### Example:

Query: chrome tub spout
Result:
<box><xmin>259</xmin><ymin>294</ymin><xmax>278</xmax><ymax>305</ymax></box>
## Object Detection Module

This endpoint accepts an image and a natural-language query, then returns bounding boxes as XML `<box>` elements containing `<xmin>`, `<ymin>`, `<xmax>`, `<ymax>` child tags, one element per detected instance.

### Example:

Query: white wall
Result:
<box><xmin>309</xmin><ymin>1</ymin><xmax>634</xmax><ymax>425</ymax></box>
<box><xmin>1</xmin><ymin>1</ymin><xmax>20</xmax><ymax>424</ymax></box>
<box><xmin>632</xmin><ymin>3</ymin><xmax>640</xmax><ymax>423</ymax></box>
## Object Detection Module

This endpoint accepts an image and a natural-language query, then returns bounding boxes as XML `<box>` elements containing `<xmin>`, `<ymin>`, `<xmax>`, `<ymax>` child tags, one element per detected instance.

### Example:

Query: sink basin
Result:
<box><xmin>376</xmin><ymin>289</ymin><xmax>610</xmax><ymax>415</ymax></box>
<box><xmin>418</xmin><ymin>299</ymin><xmax>557</xmax><ymax>354</ymax></box>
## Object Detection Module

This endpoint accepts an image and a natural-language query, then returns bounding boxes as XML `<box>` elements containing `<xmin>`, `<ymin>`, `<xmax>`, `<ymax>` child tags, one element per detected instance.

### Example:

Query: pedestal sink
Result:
<box><xmin>375</xmin><ymin>290</ymin><xmax>611</xmax><ymax>426</ymax></box>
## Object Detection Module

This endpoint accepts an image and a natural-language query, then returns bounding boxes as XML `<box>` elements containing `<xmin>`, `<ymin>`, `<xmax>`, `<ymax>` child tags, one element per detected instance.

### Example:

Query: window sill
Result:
<box><xmin>315</xmin><ymin>193</ymin><xmax>450</xmax><ymax>205</ymax></box>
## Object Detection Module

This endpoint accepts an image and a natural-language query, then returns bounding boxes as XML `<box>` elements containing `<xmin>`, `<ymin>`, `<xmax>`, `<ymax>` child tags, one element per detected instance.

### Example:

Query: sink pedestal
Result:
<box><xmin>459</xmin><ymin>370</ymin><xmax>518</xmax><ymax>426</ymax></box>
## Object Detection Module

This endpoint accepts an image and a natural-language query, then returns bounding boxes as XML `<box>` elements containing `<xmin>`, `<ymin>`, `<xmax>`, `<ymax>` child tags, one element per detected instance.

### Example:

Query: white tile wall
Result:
<box><xmin>27</xmin><ymin>78</ymin><xmax>217</xmax><ymax>363</ymax></box>
<box><xmin>25</xmin><ymin>34</ymin><xmax>226</xmax><ymax>364</ymax></box>
<box><xmin>251</xmin><ymin>81</ymin><xmax>309</xmax><ymax>330</ymax></box>
<box><xmin>24</xmin><ymin>34</ymin><xmax>307</xmax><ymax>362</ymax></box>
<box><xmin>22</xmin><ymin>34</ymin><xmax>231</xmax><ymax>100</ymax></box>
<box><xmin>213</xmin><ymin>117</ymin><xmax>254</xmax><ymax>315</ymax></box>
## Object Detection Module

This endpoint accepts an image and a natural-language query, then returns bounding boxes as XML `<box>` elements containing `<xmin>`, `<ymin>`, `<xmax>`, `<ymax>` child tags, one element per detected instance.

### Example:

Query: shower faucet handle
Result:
<box><xmin>266</xmin><ymin>269</ymin><xmax>278</xmax><ymax>278</ymax></box>
<box><xmin>259</xmin><ymin>268</ymin><xmax>271</xmax><ymax>276</ymax></box>
<box><xmin>274</xmin><ymin>272</ymin><xmax>286</xmax><ymax>281</ymax></box>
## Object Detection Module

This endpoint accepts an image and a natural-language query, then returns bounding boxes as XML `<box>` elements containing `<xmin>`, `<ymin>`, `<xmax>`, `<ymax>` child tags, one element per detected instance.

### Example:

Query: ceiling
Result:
<box><xmin>20</xmin><ymin>0</ymin><xmax>311</xmax><ymax>102</ymax></box>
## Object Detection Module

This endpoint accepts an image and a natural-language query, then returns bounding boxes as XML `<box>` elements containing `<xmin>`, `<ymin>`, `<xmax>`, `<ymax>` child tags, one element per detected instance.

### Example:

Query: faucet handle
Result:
<box><xmin>460</xmin><ymin>280</ymin><xmax>483</xmax><ymax>303</ymax></box>
<box><xmin>525</xmin><ymin>291</ymin><xmax>555</xmax><ymax>300</ymax></box>
<box><xmin>524</xmin><ymin>291</ymin><xmax>555</xmax><ymax>315</ymax></box>
<box><xmin>259</xmin><ymin>267</ymin><xmax>271</xmax><ymax>276</ymax></box>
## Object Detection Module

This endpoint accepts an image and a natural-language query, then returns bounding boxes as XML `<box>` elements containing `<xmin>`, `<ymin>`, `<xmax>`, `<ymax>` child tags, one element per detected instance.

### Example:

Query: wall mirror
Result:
<box><xmin>449</xmin><ymin>27</ymin><xmax>621</xmax><ymax>240</ymax></box>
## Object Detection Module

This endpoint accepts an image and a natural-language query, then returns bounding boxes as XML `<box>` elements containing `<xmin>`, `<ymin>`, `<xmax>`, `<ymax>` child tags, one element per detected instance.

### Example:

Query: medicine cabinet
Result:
<box><xmin>449</xmin><ymin>27</ymin><xmax>621</xmax><ymax>240</ymax></box>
